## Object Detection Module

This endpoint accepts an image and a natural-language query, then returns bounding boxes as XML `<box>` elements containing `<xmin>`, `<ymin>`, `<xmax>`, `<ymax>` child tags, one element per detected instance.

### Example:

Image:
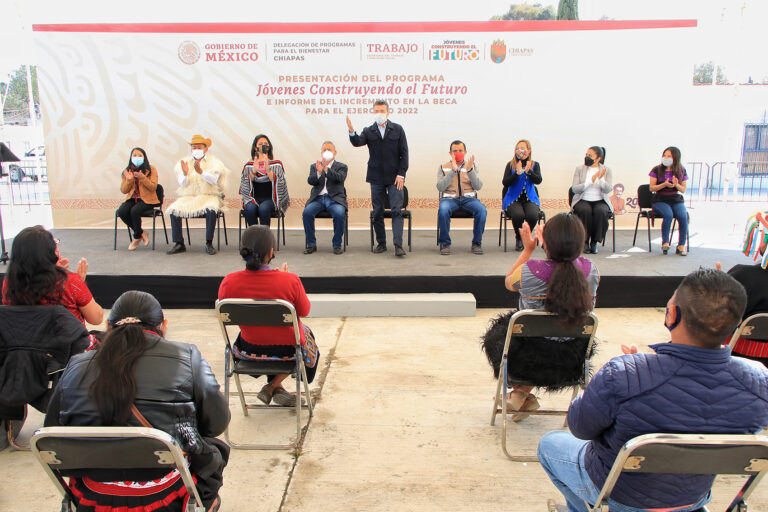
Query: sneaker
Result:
<box><xmin>395</xmin><ymin>244</ymin><xmax>406</xmax><ymax>257</ymax></box>
<box><xmin>471</xmin><ymin>243</ymin><xmax>484</xmax><ymax>255</ymax></box>
<box><xmin>373</xmin><ymin>243</ymin><xmax>387</xmax><ymax>254</ymax></box>
<box><xmin>303</xmin><ymin>246</ymin><xmax>317</xmax><ymax>254</ymax></box>
<box><xmin>515</xmin><ymin>238</ymin><xmax>524</xmax><ymax>251</ymax></box>
<box><xmin>333</xmin><ymin>246</ymin><xmax>343</xmax><ymax>255</ymax></box>
<box><xmin>128</xmin><ymin>238</ymin><xmax>141</xmax><ymax>251</ymax></box>
<box><xmin>440</xmin><ymin>244</ymin><xmax>451</xmax><ymax>255</ymax></box>
<box><xmin>271</xmin><ymin>387</ymin><xmax>306</xmax><ymax>407</ymax></box>
<box><xmin>205</xmin><ymin>243</ymin><xmax>217</xmax><ymax>255</ymax></box>
<box><xmin>590</xmin><ymin>242</ymin><xmax>599</xmax><ymax>255</ymax></box>
<box><xmin>166</xmin><ymin>243</ymin><xmax>186</xmax><ymax>255</ymax></box>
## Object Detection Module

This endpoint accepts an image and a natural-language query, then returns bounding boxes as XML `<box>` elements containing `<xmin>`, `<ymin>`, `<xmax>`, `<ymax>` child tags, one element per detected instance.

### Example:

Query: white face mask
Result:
<box><xmin>322</xmin><ymin>150</ymin><xmax>334</xmax><ymax>161</ymax></box>
<box><xmin>374</xmin><ymin>112</ymin><xmax>387</xmax><ymax>125</ymax></box>
<box><xmin>191</xmin><ymin>149</ymin><xmax>205</xmax><ymax>160</ymax></box>
<box><xmin>661</xmin><ymin>157</ymin><xmax>673</xmax><ymax>167</ymax></box>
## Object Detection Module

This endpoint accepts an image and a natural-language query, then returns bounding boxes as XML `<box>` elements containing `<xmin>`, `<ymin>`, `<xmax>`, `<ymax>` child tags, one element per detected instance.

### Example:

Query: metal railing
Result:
<box><xmin>0</xmin><ymin>164</ymin><xmax>50</xmax><ymax>208</ymax></box>
<box><xmin>686</xmin><ymin>161</ymin><xmax>768</xmax><ymax>204</ymax></box>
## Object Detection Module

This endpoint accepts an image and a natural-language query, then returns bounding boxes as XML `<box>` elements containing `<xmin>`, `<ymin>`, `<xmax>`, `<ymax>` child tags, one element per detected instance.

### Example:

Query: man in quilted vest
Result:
<box><xmin>166</xmin><ymin>134</ymin><xmax>229</xmax><ymax>255</ymax></box>
<box><xmin>436</xmin><ymin>140</ymin><xmax>486</xmax><ymax>255</ymax></box>
<box><xmin>539</xmin><ymin>268</ymin><xmax>768</xmax><ymax>512</ymax></box>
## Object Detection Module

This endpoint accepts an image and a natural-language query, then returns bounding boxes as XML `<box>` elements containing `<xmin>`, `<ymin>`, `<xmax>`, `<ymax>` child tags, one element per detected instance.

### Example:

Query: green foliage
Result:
<box><xmin>491</xmin><ymin>3</ymin><xmax>556</xmax><ymax>21</ymax></box>
<box><xmin>0</xmin><ymin>65</ymin><xmax>39</xmax><ymax>118</ymax></box>
<box><xmin>693</xmin><ymin>61</ymin><xmax>729</xmax><ymax>85</ymax></box>
<box><xmin>557</xmin><ymin>0</ymin><xmax>579</xmax><ymax>20</ymax></box>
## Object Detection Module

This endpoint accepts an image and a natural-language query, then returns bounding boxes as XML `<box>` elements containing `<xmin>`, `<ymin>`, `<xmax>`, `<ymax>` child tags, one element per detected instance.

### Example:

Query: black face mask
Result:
<box><xmin>584</xmin><ymin>156</ymin><xmax>595</xmax><ymax>167</ymax></box>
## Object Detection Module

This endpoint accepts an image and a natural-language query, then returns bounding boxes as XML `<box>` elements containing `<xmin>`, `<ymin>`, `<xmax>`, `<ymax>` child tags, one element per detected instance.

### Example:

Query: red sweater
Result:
<box><xmin>217</xmin><ymin>268</ymin><xmax>311</xmax><ymax>346</ymax></box>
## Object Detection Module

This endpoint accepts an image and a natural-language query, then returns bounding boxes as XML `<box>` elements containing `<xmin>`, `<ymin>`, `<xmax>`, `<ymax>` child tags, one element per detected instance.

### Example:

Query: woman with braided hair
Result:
<box><xmin>482</xmin><ymin>213</ymin><xmax>600</xmax><ymax>420</ymax></box>
<box><xmin>218</xmin><ymin>225</ymin><xmax>320</xmax><ymax>407</ymax></box>
<box><xmin>45</xmin><ymin>290</ymin><xmax>229</xmax><ymax>512</ymax></box>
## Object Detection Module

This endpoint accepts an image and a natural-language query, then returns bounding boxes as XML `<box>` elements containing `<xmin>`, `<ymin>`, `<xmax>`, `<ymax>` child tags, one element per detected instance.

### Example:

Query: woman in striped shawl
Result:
<box><xmin>240</xmin><ymin>134</ymin><xmax>290</xmax><ymax>227</ymax></box>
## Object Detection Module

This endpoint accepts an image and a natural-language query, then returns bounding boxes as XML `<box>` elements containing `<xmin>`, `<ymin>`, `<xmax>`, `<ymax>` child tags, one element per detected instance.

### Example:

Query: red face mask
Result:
<box><xmin>453</xmin><ymin>151</ymin><xmax>465</xmax><ymax>162</ymax></box>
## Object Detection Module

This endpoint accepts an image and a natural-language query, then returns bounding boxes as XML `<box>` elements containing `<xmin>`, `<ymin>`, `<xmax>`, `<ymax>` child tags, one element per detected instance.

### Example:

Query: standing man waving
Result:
<box><xmin>347</xmin><ymin>99</ymin><xmax>409</xmax><ymax>257</ymax></box>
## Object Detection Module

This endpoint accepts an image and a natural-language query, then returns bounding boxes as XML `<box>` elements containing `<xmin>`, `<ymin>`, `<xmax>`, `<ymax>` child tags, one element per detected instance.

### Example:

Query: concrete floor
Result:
<box><xmin>2</xmin><ymin>308</ymin><xmax>767</xmax><ymax>511</ymax></box>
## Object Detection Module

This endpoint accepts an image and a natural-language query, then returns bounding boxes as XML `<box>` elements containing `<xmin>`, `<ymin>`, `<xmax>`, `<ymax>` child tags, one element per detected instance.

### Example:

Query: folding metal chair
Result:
<box><xmin>730</xmin><ymin>313</ymin><xmax>768</xmax><ymax>351</ymax></box>
<box><xmin>489</xmin><ymin>309</ymin><xmax>598</xmax><ymax>461</ymax></box>
<box><xmin>31</xmin><ymin>426</ymin><xmax>206</xmax><ymax>512</ymax></box>
<box><xmin>215</xmin><ymin>298</ymin><xmax>314</xmax><ymax>450</ymax></box>
<box><xmin>588</xmin><ymin>433</ymin><xmax>768</xmax><ymax>512</ymax></box>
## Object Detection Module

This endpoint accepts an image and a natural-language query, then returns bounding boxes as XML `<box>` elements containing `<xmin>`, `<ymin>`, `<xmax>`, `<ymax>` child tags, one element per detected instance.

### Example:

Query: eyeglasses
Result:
<box><xmin>53</xmin><ymin>238</ymin><xmax>60</xmax><ymax>246</ymax></box>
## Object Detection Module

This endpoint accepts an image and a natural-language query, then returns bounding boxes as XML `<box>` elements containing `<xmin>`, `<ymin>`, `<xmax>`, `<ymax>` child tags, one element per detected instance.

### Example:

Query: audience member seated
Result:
<box><xmin>722</xmin><ymin>211</ymin><xmax>768</xmax><ymax>366</ymax></box>
<box><xmin>502</xmin><ymin>139</ymin><xmax>542</xmax><ymax>252</ymax></box>
<box><xmin>482</xmin><ymin>213</ymin><xmax>599</xmax><ymax>420</ymax></box>
<box><xmin>0</xmin><ymin>304</ymin><xmax>89</xmax><ymax>417</ymax></box>
<box><xmin>166</xmin><ymin>134</ymin><xmax>229</xmax><ymax>256</ymax></box>
<box><xmin>302</xmin><ymin>140</ymin><xmax>348</xmax><ymax>255</ymax></box>
<box><xmin>2</xmin><ymin>226</ymin><xmax>103</xmax><ymax>331</ymax></box>
<box><xmin>45</xmin><ymin>290</ymin><xmax>230</xmax><ymax>512</ymax></box>
<box><xmin>538</xmin><ymin>268</ymin><xmax>768</xmax><ymax>512</ymax></box>
<box><xmin>240</xmin><ymin>134</ymin><xmax>290</xmax><ymax>228</ymax></box>
<box><xmin>117</xmin><ymin>146</ymin><xmax>160</xmax><ymax>251</ymax></box>
<box><xmin>571</xmin><ymin>146</ymin><xmax>613</xmax><ymax>254</ymax></box>
<box><xmin>437</xmin><ymin>139</ymin><xmax>486</xmax><ymax>255</ymax></box>
<box><xmin>218</xmin><ymin>225</ymin><xmax>319</xmax><ymax>407</ymax></box>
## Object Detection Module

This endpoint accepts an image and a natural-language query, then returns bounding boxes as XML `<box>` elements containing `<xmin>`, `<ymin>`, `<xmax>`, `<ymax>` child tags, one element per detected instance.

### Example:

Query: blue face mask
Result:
<box><xmin>131</xmin><ymin>156</ymin><xmax>144</xmax><ymax>167</ymax></box>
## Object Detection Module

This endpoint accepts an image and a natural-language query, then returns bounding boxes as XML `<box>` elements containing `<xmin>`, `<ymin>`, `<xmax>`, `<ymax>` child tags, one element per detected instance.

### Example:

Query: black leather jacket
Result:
<box><xmin>0</xmin><ymin>305</ymin><xmax>90</xmax><ymax>412</ymax></box>
<box><xmin>46</xmin><ymin>333</ymin><xmax>230</xmax><ymax>467</ymax></box>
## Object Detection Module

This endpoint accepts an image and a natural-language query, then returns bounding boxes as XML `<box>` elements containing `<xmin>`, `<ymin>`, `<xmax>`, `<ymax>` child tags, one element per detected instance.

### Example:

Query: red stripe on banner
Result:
<box><xmin>32</xmin><ymin>20</ymin><xmax>697</xmax><ymax>34</ymax></box>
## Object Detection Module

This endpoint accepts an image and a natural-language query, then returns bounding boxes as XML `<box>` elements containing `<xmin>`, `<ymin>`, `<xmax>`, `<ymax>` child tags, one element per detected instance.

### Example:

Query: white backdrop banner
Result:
<box><xmin>34</xmin><ymin>20</ymin><xmax>741</xmax><ymax>229</ymax></box>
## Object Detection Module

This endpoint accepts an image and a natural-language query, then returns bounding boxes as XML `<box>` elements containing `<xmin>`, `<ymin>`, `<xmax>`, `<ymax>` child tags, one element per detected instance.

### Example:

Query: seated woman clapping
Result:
<box><xmin>482</xmin><ymin>213</ymin><xmax>599</xmax><ymax>420</ymax></box>
<box><xmin>218</xmin><ymin>225</ymin><xmax>320</xmax><ymax>407</ymax></box>
<box><xmin>45</xmin><ymin>291</ymin><xmax>230</xmax><ymax>512</ymax></box>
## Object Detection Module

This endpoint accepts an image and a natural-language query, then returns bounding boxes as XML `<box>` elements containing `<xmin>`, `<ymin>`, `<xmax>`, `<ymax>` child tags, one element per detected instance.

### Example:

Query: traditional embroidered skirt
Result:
<box><xmin>67</xmin><ymin>469</ymin><xmax>193</xmax><ymax>511</ymax></box>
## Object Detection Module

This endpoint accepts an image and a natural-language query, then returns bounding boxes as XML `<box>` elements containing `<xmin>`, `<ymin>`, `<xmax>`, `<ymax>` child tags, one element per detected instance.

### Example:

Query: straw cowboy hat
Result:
<box><xmin>188</xmin><ymin>134</ymin><xmax>212</xmax><ymax>147</ymax></box>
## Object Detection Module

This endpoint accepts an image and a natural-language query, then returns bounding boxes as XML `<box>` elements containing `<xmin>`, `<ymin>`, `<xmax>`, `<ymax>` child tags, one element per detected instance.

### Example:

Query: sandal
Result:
<box><xmin>256</xmin><ymin>384</ymin><xmax>273</xmax><ymax>405</ymax></box>
<box><xmin>511</xmin><ymin>394</ymin><xmax>541</xmax><ymax>422</ymax></box>
<box><xmin>661</xmin><ymin>243</ymin><xmax>670</xmax><ymax>255</ymax></box>
<box><xmin>676</xmin><ymin>245</ymin><xmax>687</xmax><ymax>256</ymax></box>
<box><xmin>505</xmin><ymin>390</ymin><xmax>528</xmax><ymax>413</ymax></box>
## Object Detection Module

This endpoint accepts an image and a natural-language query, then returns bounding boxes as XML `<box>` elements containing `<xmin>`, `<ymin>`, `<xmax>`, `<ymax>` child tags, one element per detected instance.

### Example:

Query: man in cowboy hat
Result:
<box><xmin>166</xmin><ymin>134</ymin><xmax>230</xmax><ymax>255</ymax></box>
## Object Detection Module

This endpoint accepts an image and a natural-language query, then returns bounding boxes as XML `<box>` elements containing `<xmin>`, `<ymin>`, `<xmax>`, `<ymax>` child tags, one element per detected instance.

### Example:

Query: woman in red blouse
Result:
<box><xmin>218</xmin><ymin>225</ymin><xmax>319</xmax><ymax>407</ymax></box>
<box><xmin>2</xmin><ymin>226</ymin><xmax>103</xmax><ymax>327</ymax></box>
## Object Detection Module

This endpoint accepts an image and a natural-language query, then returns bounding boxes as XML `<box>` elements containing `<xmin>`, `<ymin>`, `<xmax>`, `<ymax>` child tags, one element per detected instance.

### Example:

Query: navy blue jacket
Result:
<box><xmin>568</xmin><ymin>343</ymin><xmax>768</xmax><ymax>509</ymax></box>
<box><xmin>349</xmin><ymin>121</ymin><xmax>408</xmax><ymax>185</ymax></box>
<box><xmin>306</xmin><ymin>160</ymin><xmax>348</xmax><ymax>209</ymax></box>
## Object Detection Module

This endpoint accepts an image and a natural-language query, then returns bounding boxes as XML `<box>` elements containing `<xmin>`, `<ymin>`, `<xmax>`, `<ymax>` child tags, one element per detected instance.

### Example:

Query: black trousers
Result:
<box><xmin>573</xmin><ymin>199</ymin><xmax>611</xmax><ymax>243</ymax></box>
<box><xmin>505</xmin><ymin>199</ymin><xmax>540</xmax><ymax>238</ymax></box>
<box><xmin>117</xmin><ymin>199</ymin><xmax>158</xmax><ymax>238</ymax></box>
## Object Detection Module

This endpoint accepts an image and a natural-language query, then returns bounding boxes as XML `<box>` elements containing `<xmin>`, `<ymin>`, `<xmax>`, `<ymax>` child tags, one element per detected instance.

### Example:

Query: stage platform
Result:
<box><xmin>0</xmin><ymin>226</ymin><xmax>751</xmax><ymax>309</ymax></box>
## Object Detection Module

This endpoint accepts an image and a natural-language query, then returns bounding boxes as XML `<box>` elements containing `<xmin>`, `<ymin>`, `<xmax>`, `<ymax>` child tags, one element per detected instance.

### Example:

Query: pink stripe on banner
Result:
<box><xmin>32</xmin><ymin>20</ymin><xmax>697</xmax><ymax>34</ymax></box>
